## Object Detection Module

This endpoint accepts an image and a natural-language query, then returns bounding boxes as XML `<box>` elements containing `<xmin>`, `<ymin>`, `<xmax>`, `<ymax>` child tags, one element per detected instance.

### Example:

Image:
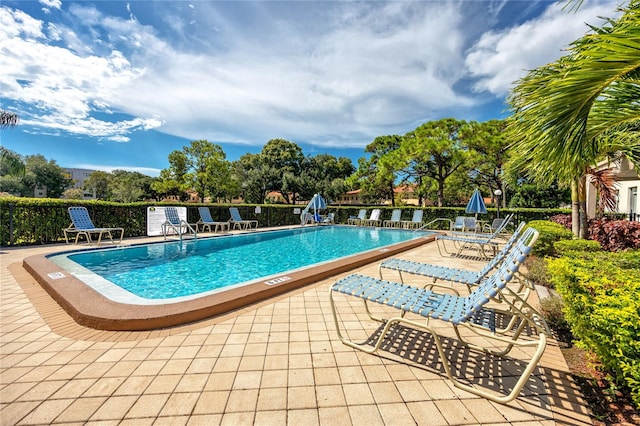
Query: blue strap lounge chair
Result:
<box><xmin>329</xmin><ymin>226</ymin><xmax>548</xmax><ymax>404</ymax></box>
<box><xmin>463</xmin><ymin>217</ymin><xmax>478</xmax><ymax>232</ymax></box>
<box><xmin>451</xmin><ymin>216</ymin><xmax>467</xmax><ymax>232</ymax></box>
<box><xmin>229</xmin><ymin>207</ymin><xmax>258</xmax><ymax>230</ymax></box>
<box><xmin>64</xmin><ymin>206</ymin><xmax>124</xmax><ymax>245</ymax></box>
<box><xmin>197</xmin><ymin>207</ymin><xmax>230</xmax><ymax>233</ymax></box>
<box><xmin>380</xmin><ymin>222</ymin><xmax>527</xmax><ymax>288</ymax></box>
<box><xmin>162</xmin><ymin>207</ymin><xmax>197</xmax><ymax>240</ymax></box>
<box><xmin>437</xmin><ymin>214</ymin><xmax>515</xmax><ymax>258</ymax></box>
<box><xmin>482</xmin><ymin>215</ymin><xmax>511</xmax><ymax>235</ymax></box>
<box><xmin>453</xmin><ymin>213</ymin><xmax>514</xmax><ymax>239</ymax></box>
<box><xmin>347</xmin><ymin>209</ymin><xmax>367</xmax><ymax>225</ymax></box>
<box><xmin>383</xmin><ymin>209</ymin><xmax>402</xmax><ymax>228</ymax></box>
<box><xmin>401</xmin><ymin>210</ymin><xmax>423</xmax><ymax>229</ymax></box>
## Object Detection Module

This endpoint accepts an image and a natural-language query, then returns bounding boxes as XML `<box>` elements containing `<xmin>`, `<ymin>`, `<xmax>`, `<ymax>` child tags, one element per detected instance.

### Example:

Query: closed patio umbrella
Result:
<box><xmin>465</xmin><ymin>188</ymin><xmax>487</xmax><ymax>216</ymax></box>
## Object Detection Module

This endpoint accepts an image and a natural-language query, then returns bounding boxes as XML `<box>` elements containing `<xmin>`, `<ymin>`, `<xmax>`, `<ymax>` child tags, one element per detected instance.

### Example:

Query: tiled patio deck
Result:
<box><xmin>1</xmin><ymin>231</ymin><xmax>592</xmax><ymax>425</ymax></box>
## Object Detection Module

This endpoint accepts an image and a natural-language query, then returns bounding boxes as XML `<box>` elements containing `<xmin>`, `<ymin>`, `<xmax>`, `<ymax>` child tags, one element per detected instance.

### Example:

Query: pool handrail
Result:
<box><xmin>162</xmin><ymin>207</ymin><xmax>197</xmax><ymax>241</ymax></box>
<box><xmin>413</xmin><ymin>217</ymin><xmax>453</xmax><ymax>232</ymax></box>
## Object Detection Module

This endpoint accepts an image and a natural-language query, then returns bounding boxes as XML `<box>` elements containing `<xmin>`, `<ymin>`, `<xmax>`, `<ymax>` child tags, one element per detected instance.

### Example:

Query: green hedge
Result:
<box><xmin>553</xmin><ymin>239</ymin><xmax>601</xmax><ymax>256</ymax></box>
<box><xmin>527</xmin><ymin>220</ymin><xmax>574</xmax><ymax>257</ymax></box>
<box><xmin>0</xmin><ymin>197</ymin><xmax>568</xmax><ymax>246</ymax></box>
<box><xmin>547</xmin><ymin>250</ymin><xmax>640</xmax><ymax>407</ymax></box>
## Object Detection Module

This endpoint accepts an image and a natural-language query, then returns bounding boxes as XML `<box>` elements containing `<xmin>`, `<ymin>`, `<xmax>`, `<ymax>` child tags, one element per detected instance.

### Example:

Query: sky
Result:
<box><xmin>0</xmin><ymin>0</ymin><xmax>622</xmax><ymax>177</ymax></box>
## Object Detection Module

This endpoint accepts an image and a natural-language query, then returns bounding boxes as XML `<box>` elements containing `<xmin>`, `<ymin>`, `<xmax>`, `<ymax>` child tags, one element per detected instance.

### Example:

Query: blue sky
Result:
<box><xmin>1</xmin><ymin>0</ymin><xmax>620</xmax><ymax>177</ymax></box>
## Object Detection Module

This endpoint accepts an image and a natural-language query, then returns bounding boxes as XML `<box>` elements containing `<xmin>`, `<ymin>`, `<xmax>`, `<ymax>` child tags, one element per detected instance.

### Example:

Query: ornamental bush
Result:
<box><xmin>589</xmin><ymin>219</ymin><xmax>640</xmax><ymax>252</ymax></box>
<box><xmin>549</xmin><ymin>213</ymin><xmax>572</xmax><ymax>229</ymax></box>
<box><xmin>527</xmin><ymin>220</ymin><xmax>574</xmax><ymax>257</ymax></box>
<box><xmin>548</xmin><ymin>214</ymin><xmax>640</xmax><ymax>252</ymax></box>
<box><xmin>547</xmin><ymin>250</ymin><xmax>640</xmax><ymax>407</ymax></box>
<box><xmin>553</xmin><ymin>239</ymin><xmax>601</xmax><ymax>256</ymax></box>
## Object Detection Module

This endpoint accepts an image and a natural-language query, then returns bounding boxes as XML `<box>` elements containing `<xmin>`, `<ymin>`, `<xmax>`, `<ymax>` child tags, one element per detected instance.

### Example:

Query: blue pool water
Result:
<box><xmin>50</xmin><ymin>226</ymin><xmax>432</xmax><ymax>302</ymax></box>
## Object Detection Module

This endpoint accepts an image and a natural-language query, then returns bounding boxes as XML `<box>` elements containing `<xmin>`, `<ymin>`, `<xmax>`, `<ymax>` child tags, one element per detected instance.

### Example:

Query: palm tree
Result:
<box><xmin>0</xmin><ymin>110</ymin><xmax>19</xmax><ymax>129</ymax></box>
<box><xmin>507</xmin><ymin>1</ymin><xmax>640</xmax><ymax>237</ymax></box>
<box><xmin>0</xmin><ymin>110</ymin><xmax>23</xmax><ymax>175</ymax></box>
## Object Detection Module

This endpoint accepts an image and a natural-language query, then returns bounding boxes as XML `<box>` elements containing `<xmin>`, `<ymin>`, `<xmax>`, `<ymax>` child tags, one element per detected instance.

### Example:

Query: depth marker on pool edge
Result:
<box><xmin>264</xmin><ymin>276</ymin><xmax>292</xmax><ymax>285</ymax></box>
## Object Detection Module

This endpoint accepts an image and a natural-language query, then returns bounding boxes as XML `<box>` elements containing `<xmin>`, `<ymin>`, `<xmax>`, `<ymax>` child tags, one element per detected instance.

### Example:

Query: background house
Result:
<box><xmin>64</xmin><ymin>168</ymin><xmax>97</xmax><ymax>200</ymax></box>
<box><xmin>586</xmin><ymin>156</ymin><xmax>639</xmax><ymax>220</ymax></box>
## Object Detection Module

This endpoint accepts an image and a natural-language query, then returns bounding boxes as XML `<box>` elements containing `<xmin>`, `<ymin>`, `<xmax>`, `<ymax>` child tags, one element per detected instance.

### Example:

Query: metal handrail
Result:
<box><xmin>162</xmin><ymin>220</ymin><xmax>198</xmax><ymax>241</ymax></box>
<box><xmin>413</xmin><ymin>218</ymin><xmax>453</xmax><ymax>232</ymax></box>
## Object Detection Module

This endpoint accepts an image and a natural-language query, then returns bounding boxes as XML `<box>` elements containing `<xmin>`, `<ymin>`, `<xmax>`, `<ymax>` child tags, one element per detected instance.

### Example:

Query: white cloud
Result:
<box><xmin>112</xmin><ymin>1</ymin><xmax>476</xmax><ymax>147</ymax></box>
<box><xmin>39</xmin><ymin>0</ymin><xmax>61</xmax><ymax>13</ymax></box>
<box><xmin>0</xmin><ymin>7</ymin><xmax>163</xmax><ymax>141</ymax></box>
<box><xmin>0</xmin><ymin>7</ymin><xmax>44</xmax><ymax>38</ymax></box>
<box><xmin>2</xmin><ymin>2</ymin><xmax>480</xmax><ymax>149</ymax></box>
<box><xmin>1</xmin><ymin>1</ymin><xmax>625</xmax><ymax>152</ymax></box>
<box><xmin>465</xmin><ymin>1</ymin><xmax>620</xmax><ymax>95</ymax></box>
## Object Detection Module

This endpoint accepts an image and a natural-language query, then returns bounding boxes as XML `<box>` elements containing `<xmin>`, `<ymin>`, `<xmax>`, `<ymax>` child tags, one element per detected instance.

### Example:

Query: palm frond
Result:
<box><xmin>588</xmin><ymin>166</ymin><xmax>619</xmax><ymax>216</ymax></box>
<box><xmin>0</xmin><ymin>111</ymin><xmax>19</xmax><ymax>129</ymax></box>
<box><xmin>507</xmin><ymin>1</ymin><xmax>640</xmax><ymax>185</ymax></box>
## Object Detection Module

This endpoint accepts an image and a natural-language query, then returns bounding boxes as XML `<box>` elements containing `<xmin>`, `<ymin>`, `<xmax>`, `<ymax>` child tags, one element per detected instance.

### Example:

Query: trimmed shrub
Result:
<box><xmin>0</xmin><ymin>197</ymin><xmax>571</xmax><ymax>246</ymax></box>
<box><xmin>589</xmin><ymin>219</ymin><xmax>640</xmax><ymax>252</ymax></box>
<box><xmin>527</xmin><ymin>220</ymin><xmax>574</xmax><ymax>257</ymax></box>
<box><xmin>539</xmin><ymin>295</ymin><xmax>572</xmax><ymax>343</ymax></box>
<box><xmin>553</xmin><ymin>239</ymin><xmax>601</xmax><ymax>256</ymax></box>
<box><xmin>549</xmin><ymin>214</ymin><xmax>572</xmax><ymax>230</ymax></box>
<box><xmin>523</xmin><ymin>257</ymin><xmax>552</xmax><ymax>287</ymax></box>
<box><xmin>547</xmin><ymin>250</ymin><xmax>640</xmax><ymax>408</ymax></box>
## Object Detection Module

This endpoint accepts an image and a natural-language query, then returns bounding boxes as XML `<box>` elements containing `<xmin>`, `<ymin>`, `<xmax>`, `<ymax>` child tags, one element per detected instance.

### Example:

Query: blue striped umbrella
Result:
<box><xmin>465</xmin><ymin>188</ymin><xmax>487</xmax><ymax>215</ymax></box>
<box><xmin>309</xmin><ymin>193</ymin><xmax>327</xmax><ymax>211</ymax></box>
<box><xmin>301</xmin><ymin>193</ymin><xmax>327</xmax><ymax>224</ymax></box>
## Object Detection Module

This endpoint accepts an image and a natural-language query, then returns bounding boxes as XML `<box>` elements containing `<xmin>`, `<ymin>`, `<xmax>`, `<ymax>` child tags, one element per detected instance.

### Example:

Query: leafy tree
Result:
<box><xmin>0</xmin><ymin>174</ymin><xmax>23</xmax><ymax>196</ymax></box>
<box><xmin>152</xmin><ymin>168</ymin><xmax>188</xmax><ymax>201</ymax></box>
<box><xmin>152</xmin><ymin>150</ymin><xmax>190</xmax><ymax>201</ymax></box>
<box><xmin>110</xmin><ymin>170</ymin><xmax>155</xmax><ymax>202</ymax></box>
<box><xmin>21</xmin><ymin>155</ymin><xmax>73</xmax><ymax>198</ymax></box>
<box><xmin>298</xmin><ymin>154</ymin><xmax>354</xmax><ymax>202</ymax></box>
<box><xmin>260</xmin><ymin>139</ymin><xmax>305</xmax><ymax>203</ymax></box>
<box><xmin>508</xmin><ymin>182</ymin><xmax>571</xmax><ymax>208</ymax></box>
<box><xmin>348</xmin><ymin>135</ymin><xmax>402</xmax><ymax>205</ymax></box>
<box><xmin>232</xmin><ymin>153</ymin><xmax>270</xmax><ymax>204</ymax></box>
<box><xmin>507</xmin><ymin>1</ymin><xmax>640</xmax><ymax>237</ymax></box>
<box><xmin>84</xmin><ymin>171</ymin><xmax>111</xmax><ymax>200</ymax></box>
<box><xmin>463</xmin><ymin>119</ymin><xmax>510</xmax><ymax>206</ymax></box>
<box><xmin>399</xmin><ymin>118</ymin><xmax>470</xmax><ymax>207</ymax></box>
<box><xmin>0</xmin><ymin>146</ymin><xmax>25</xmax><ymax>176</ymax></box>
<box><xmin>155</xmin><ymin>140</ymin><xmax>232</xmax><ymax>202</ymax></box>
<box><xmin>62</xmin><ymin>188</ymin><xmax>84</xmax><ymax>200</ymax></box>
<box><xmin>183</xmin><ymin>140</ymin><xmax>229</xmax><ymax>203</ymax></box>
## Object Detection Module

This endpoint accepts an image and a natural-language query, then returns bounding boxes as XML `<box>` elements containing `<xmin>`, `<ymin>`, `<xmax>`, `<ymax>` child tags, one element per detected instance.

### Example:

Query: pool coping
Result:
<box><xmin>23</xmin><ymin>230</ymin><xmax>439</xmax><ymax>331</ymax></box>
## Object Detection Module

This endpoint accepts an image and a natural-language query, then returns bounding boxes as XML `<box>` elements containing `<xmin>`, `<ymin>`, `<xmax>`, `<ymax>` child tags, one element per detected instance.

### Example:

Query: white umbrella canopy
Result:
<box><xmin>308</xmin><ymin>193</ymin><xmax>327</xmax><ymax>211</ymax></box>
<box><xmin>301</xmin><ymin>194</ymin><xmax>327</xmax><ymax>224</ymax></box>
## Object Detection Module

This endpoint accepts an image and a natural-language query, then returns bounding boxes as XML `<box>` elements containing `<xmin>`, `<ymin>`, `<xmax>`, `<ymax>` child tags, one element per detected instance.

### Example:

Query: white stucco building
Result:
<box><xmin>64</xmin><ymin>168</ymin><xmax>97</xmax><ymax>199</ymax></box>
<box><xmin>587</xmin><ymin>156</ymin><xmax>639</xmax><ymax>220</ymax></box>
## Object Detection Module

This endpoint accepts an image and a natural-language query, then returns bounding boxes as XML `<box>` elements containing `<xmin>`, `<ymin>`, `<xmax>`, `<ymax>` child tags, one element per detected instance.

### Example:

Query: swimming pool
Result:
<box><xmin>50</xmin><ymin>226</ymin><xmax>433</xmax><ymax>303</ymax></box>
<box><xmin>24</xmin><ymin>225</ymin><xmax>438</xmax><ymax>330</ymax></box>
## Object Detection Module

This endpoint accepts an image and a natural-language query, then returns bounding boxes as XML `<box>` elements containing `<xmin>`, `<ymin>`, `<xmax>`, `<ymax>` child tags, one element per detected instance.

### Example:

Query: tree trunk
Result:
<box><xmin>571</xmin><ymin>179</ymin><xmax>581</xmax><ymax>237</ymax></box>
<box><xmin>578</xmin><ymin>175</ymin><xmax>588</xmax><ymax>239</ymax></box>
<box><xmin>501</xmin><ymin>182</ymin><xmax>507</xmax><ymax>208</ymax></box>
<box><xmin>389</xmin><ymin>182</ymin><xmax>395</xmax><ymax>207</ymax></box>
<box><xmin>437</xmin><ymin>180</ymin><xmax>444</xmax><ymax>207</ymax></box>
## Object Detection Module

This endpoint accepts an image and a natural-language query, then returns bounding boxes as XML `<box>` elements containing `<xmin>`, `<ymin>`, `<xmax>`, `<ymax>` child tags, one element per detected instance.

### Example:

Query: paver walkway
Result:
<box><xmin>1</xmin><ymin>232</ymin><xmax>592</xmax><ymax>425</ymax></box>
